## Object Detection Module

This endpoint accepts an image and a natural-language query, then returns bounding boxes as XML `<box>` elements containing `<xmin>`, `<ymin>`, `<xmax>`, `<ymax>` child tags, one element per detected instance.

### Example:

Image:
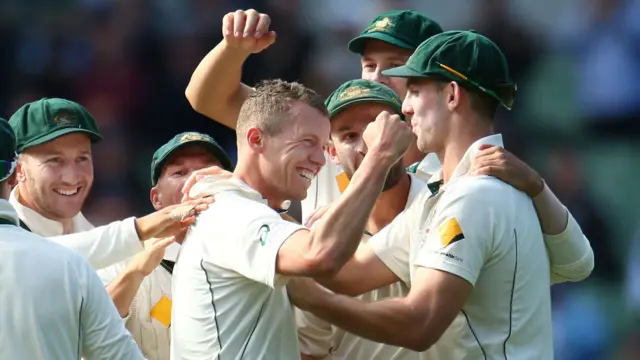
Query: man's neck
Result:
<box><xmin>438</xmin><ymin>125</ymin><xmax>493</xmax><ymax>183</ymax></box>
<box><xmin>233</xmin><ymin>166</ymin><xmax>285</xmax><ymax>211</ymax></box>
<box><xmin>16</xmin><ymin>185</ymin><xmax>75</xmax><ymax>234</ymax></box>
<box><xmin>366</xmin><ymin>173</ymin><xmax>411</xmax><ymax>234</ymax></box>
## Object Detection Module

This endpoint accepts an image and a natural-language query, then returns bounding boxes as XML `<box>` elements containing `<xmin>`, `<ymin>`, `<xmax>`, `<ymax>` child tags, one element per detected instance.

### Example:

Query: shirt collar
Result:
<box><xmin>189</xmin><ymin>175</ymin><xmax>290</xmax><ymax>212</ymax></box>
<box><xmin>0</xmin><ymin>199</ymin><xmax>19</xmax><ymax>225</ymax></box>
<box><xmin>426</xmin><ymin>134</ymin><xmax>504</xmax><ymax>193</ymax></box>
<box><xmin>406</xmin><ymin>173</ymin><xmax>427</xmax><ymax>206</ymax></box>
<box><xmin>9</xmin><ymin>187</ymin><xmax>94</xmax><ymax>236</ymax></box>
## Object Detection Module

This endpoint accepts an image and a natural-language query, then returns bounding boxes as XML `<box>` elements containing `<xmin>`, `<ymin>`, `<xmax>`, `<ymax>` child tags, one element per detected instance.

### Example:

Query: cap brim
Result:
<box><xmin>20</xmin><ymin>127</ymin><xmax>102</xmax><ymax>152</ymax></box>
<box><xmin>331</xmin><ymin>97</ymin><xmax>403</xmax><ymax>120</ymax></box>
<box><xmin>381</xmin><ymin>65</ymin><xmax>426</xmax><ymax>78</ymax></box>
<box><xmin>348</xmin><ymin>32</ymin><xmax>415</xmax><ymax>54</ymax></box>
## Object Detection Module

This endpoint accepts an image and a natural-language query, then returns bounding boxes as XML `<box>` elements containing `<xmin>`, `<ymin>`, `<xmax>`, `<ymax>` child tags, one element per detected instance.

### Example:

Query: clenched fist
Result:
<box><xmin>223</xmin><ymin>9</ymin><xmax>277</xmax><ymax>54</ymax></box>
<box><xmin>363</xmin><ymin>111</ymin><xmax>413</xmax><ymax>165</ymax></box>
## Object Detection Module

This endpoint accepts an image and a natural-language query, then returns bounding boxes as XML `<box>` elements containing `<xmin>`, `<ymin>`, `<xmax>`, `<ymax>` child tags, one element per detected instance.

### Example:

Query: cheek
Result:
<box><xmin>361</xmin><ymin>69</ymin><xmax>375</xmax><ymax>80</ymax></box>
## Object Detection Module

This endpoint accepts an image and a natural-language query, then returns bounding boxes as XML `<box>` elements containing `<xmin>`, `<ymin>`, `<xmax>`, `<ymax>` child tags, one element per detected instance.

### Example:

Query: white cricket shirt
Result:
<box><xmin>0</xmin><ymin>200</ymin><xmax>144</xmax><ymax>360</ymax></box>
<box><xmin>98</xmin><ymin>256</ymin><xmax>173</xmax><ymax>360</ymax></box>
<box><xmin>296</xmin><ymin>173</ymin><xmax>427</xmax><ymax>360</ymax></box>
<box><xmin>370</xmin><ymin>134</ymin><xmax>554</xmax><ymax>359</ymax></box>
<box><xmin>9</xmin><ymin>187</ymin><xmax>143</xmax><ymax>269</ymax></box>
<box><xmin>301</xmin><ymin>153</ymin><xmax>346</xmax><ymax>224</ymax></box>
<box><xmin>171</xmin><ymin>176</ymin><xmax>305</xmax><ymax>360</ymax></box>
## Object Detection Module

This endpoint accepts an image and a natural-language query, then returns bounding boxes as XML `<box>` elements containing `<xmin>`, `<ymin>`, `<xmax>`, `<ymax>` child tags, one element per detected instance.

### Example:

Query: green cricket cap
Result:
<box><xmin>325</xmin><ymin>79</ymin><xmax>403</xmax><ymax>119</ymax></box>
<box><xmin>0</xmin><ymin>118</ymin><xmax>17</xmax><ymax>182</ymax></box>
<box><xmin>9</xmin><ymin>98</ymin><xmax>102</xmax><ymax>153</ymax></box>
<box><xmin>382</xmin><ymin>30</ymin><xmax>517</xmax><ymax>110</ymax></box>
<box><xmin>348</xmin><ymin>10</ymin><xmax>443</xmax><ymax>54</ymax></box>
<box><xmin>151</xmin><ymin>132</ymin><xmax>234</xmax><ymax>186</ymax></box>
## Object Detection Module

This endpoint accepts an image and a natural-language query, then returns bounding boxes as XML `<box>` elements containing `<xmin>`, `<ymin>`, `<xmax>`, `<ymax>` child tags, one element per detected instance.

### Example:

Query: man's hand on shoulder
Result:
<box><xmin>470</xmin><ymin>144</ymin><xmax>544</xmax><ymax>197</ymax></box>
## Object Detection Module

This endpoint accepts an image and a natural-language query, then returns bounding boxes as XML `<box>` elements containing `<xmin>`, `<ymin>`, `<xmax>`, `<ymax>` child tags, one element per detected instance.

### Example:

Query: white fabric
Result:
<box><xmin>0</xmin><ymin>199</ymin><xmax>144</xmax><ymax>360</ymax></box>
<box><xmin>370</xmin><ymin>134</ymin><xmax>554</xmax><ymax>359</ymax></box>
<box><xmin>9</xmin><ymin>187</ymin><xmax>142</xmax><ymax>269</ymax></box>
<box><xmin>296</xmin><ymin>174</ymin><xmax>427</xmax><ymax>360</ymax></box>
<box><xmin>98</xmin><ymin>260</ymin><xmax>173</xmax><ymax>360</ymax></box>
<box><xmin>301</xmin><ymin>154</ymin><xmax>345</xmax><ymax>224</ymax></box>
<box><xmin>171</xmin><ymin>176</ymin><xmax>305</xmax><ymax>359</ymax></box>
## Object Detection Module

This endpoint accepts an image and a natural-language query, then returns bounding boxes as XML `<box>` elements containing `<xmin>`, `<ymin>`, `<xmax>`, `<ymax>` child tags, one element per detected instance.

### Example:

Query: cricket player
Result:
<box><xmin>0</xmin><ymin>118</ymin><xmax>144</xmax><ymax>360</ymax></box>
<box><xmin>286</xmin><ymin>30</ymin><xmax>558</xmax><ymax>359</ymax></box>
<box><xmin>170</xmin><ymin>79</ymin><xmax>413</xmax><ymax>359</ymax></box>
<box><xmin>97</xmin><ymin>132</ymin><xmax>233</xmax><ymax>360</ymax></box>
<box><xmin>7</xmin><ymin>97</ymin><xmax>210</xmax><ymax>268</ymax></box>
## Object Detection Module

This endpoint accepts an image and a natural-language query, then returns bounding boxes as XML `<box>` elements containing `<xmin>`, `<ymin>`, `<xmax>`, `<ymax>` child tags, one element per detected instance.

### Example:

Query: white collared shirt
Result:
<box><xmin>0</xmin><ymin>199</ymin><xmax>144</xmax><ymax>360</ymax></box>
<box><xmin>296</xmin><ymin>173</ymin><xmax>427</xmax><ymax>360</ymax></box>
<box><xmin>9</xmin><ymin>187</ymin><xmax>142</xmax><ymax>269</ymax></box>
<box><xmin>171</xmin><ymin>176</ymin><xmax>305</xmax><ymax>360</ymax></box>
<box><xmin>370</xmin><ymin>134</ymin><xmax>554</xmax><ymax>359</ymax></box>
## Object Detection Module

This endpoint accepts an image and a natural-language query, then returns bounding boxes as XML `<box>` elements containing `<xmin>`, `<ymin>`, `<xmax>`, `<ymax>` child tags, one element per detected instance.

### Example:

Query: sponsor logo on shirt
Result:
<box><xmin>258</xmin><ymin>224</ymin><xmax>270</xmax><ymax>246</ymax></box>
<box><xmin>439</xmin><ymin>217</ymin><xmax>465</xmax><ymax>247</ymax></box>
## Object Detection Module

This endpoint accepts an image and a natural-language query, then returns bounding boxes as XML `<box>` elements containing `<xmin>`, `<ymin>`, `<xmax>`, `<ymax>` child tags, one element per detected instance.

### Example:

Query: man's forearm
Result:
<box><xmin>106</xmin><ymin>269</ymin><xmax>145</xmax><ymax>318</ymax></box>
<box><xmin>305</xmin><ymin>289</ymin><xmax>421</xmax><ymax>350</ymax></box>
<box><xmin>308</xmin><ymin>153</ymin><xmax>391</xmax><ymax>273</ymax></box>
<box><xmin>185</xmin><ymin>40</ymin><xmax>253</xmax><ymax>128</ymax></box>
<box><xmin>532</xmin><ymin>183</ymin><xmax>569</xmax><ymax>235</ymax></box>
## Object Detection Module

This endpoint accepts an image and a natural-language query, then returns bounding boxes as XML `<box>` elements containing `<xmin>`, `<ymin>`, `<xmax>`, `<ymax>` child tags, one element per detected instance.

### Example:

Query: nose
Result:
<box><xmin>370</xmin><ymin>68</ymin><xmax>390</xmax><ymax>85</ymax></box>
<box><xmin>310</xmin><ymin>146</ymin><xmax>326</xmax><ymax>168</ymax></box>
<box><xmin>402</xmin><ymin>100</ymin><xmax>413</xmax><ymax>118</ymax></box>
<box><xmin>60</xmin><ymin>163</ymin><xmax>83</xmax><ymax>185</ymax></box>
<box><xmin>355</xmin><ymin>137</ymin><xmax>368</xmax><ymax>156</ymax></box>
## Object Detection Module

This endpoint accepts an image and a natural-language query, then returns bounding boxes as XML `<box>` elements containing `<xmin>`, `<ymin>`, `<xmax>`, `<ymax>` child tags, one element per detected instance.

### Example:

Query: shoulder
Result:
<box><xmin>443</xmin><ymin>175</ymin><xmax>527</xmax><ymax>208</ymax></box>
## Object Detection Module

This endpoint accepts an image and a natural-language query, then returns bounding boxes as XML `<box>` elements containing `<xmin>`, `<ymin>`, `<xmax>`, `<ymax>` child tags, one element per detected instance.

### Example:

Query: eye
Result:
<box><xmin>47</xmin><ymin>157</ymin><xmax>62</xmax><ymax>164</ymax></box>
<box><xmin>362</xmin><ymin>63</ymin><xmax>376</xmax><ymax>71</ymax></box>
<box><xmin>341</xmin><ymin>132</ymin><xmax>359</xmax><ymax>142</ymax></box>
<box><xmin>77</xmin><ymin>156</ymin><xmax>90</xmax><ymax>163</ymax></box>
<box><xmin>172</xmin><ymin>171</ymin><xmax>187</xmax><ymax>177</ymax></box>
<box><xmin>389</xmin><ymin>62</ymin><xmax>404</xmax><ymax>69</ymax></box>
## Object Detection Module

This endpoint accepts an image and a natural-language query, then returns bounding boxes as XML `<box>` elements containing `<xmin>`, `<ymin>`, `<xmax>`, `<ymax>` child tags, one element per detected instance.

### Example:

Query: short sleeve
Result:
<box><xmin>369</xmin><ymin>210</ymin><xmax>412</xmax><ymax>285</ymax></box>
<box><xmin>414</xmin><ymin>181</ymin><xmax>494</xmax><ymax>286</ymax></box>
<box><xmin>296</xmin><ymin>307</ymin><xmax>334</xmax><ymax>358</ymax></box>
<box><xmin>201</xmin><ymin>196</ymin><xmax>306</xmax><ymax>288</ymax></box>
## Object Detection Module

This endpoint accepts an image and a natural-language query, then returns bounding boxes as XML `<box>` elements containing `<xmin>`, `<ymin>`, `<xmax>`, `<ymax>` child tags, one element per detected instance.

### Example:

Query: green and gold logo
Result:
<box><xmin>338</xmin><ymin>86</ymin><xmax>370</xmax><ymax>101</ymax></box>
<box><xmin>52</xmin><ymin>110</ymin><xmax>76</xmax><ymax>126</ymax></box>
<box><xmin>180</xmin><ymin>133</ymin><xmax>210</xmax><ymax>143</ymax></box>
<box><xmin>367</xmin><ymin>17</ymin><xmax>395</xmax><ymax>33</ymax></box>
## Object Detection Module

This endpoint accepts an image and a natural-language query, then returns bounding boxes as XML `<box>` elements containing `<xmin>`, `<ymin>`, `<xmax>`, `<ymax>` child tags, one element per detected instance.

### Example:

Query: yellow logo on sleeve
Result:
<box><xmin>150</xmin><ymin>295</ymin><xmax>172</xmax><ymax>327</ymax></box>
<box><xmin>439</xmin><ymin>218</ymin><xmax>464</xmax><ymax>247</ymax></box>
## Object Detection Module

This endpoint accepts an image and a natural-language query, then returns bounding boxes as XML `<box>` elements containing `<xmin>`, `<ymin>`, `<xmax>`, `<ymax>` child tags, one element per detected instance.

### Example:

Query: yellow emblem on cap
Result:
<box><xmin>52</xmin><ymin>110</ymin><xmax>75</xmax><ymax>126</ymax></box>
<box><xmin>338</xmin><ymin>86</ymin><xmax>370</xmax><ymax>101</ymax></box>
<box><xmin>367</xmin><ymin>17</ymin><xmax>395</xmax><ymax>33</ymax></box>
<box><xmin>180</xmin><ymin>133</ymin><xmax>209</xmax><ymax>143</ymax></box>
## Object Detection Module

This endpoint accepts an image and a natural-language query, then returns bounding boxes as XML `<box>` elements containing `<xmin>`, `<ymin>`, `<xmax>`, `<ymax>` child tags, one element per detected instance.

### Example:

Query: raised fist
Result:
<box><xmin>223</xmin><ymin>9</ymin><xmax>277</xmax><ymax>54</ymax></box>
<box><xmin>363</xmin><ymin>111</ymin><xmax>413</xmax><ymax>164</ymax></box>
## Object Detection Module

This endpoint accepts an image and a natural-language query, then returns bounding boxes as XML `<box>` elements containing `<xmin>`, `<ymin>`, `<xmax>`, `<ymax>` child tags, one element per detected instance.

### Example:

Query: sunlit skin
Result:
<box><xmin>403</xmin><ymin>78</ymin><xmax>492</xmax><ymax>182</ymax></box>
<box><xmin>151</xmin><ymin>144</ymin><xmax>222</xmax><ymax>210</ymax></box>
<box><xmin>328</xmin><ymin>102</ymin><xmax>405</xmax><ymax>191</ymax></box>
<box><xmin>16</xmin><ymin>133</ymin><xmax>94</xmax><ymax>230</ymax></box>
<box><xmin>361</xmin><ymin>39</ymin><xmax>424</xmax><ymax>165</ymax></box>
<box><xmin>237</xmin><ymin>101</ymin><xmax>330</xmax><ymax>208</ymax></box>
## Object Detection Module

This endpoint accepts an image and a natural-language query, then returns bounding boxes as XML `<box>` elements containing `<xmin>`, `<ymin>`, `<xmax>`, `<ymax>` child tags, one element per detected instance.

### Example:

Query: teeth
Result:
<box><xmin>55</xmin><ymin>188</ymin><xmax>79</xmax><ymax>196</ymax></box>
<box><xmin>298</xmin><ymin>169</ymin><xmax>314</xmax><ymax>182</ymax></box>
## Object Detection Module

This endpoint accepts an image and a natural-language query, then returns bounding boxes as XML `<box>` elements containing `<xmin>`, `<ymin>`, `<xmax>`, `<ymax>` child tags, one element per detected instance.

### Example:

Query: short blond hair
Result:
<box><xmin>236</xmin><ymin>80</ymin><xmax>327</xmax><ymax>144</ymax></box>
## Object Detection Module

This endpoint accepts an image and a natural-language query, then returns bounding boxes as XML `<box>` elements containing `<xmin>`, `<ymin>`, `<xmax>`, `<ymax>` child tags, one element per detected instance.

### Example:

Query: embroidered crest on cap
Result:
<box><xmin>367</xmin><ymin>18</ymin><xmax>395</xmax><ymax>33</ymax></box>
<box><xmin>52</xmin><ymin>110</ymin><xmax>76</xmax><ymax>126</ymax></box>
<box><xmin>338</xmin><ymin>86</ymin><xmax>370</xmax><ymax>101</ymax></box>
<box><xmin>180</xmin><ymin>133</ymin><xmax>209</xmax><ymax>143</ymax></box>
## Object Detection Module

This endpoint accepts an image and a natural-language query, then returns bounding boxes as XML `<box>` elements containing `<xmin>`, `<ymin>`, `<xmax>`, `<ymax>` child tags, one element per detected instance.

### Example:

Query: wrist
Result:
<box><xmin>134</xmin><ymin>216</ymin><xmax>152</xmax><ymax>241</ymax></box>
<box><xmin>220</xmin><ymin>40</ymin><xmax>252</xmax><ymax>59</ymax></box>
<box><xmin>527</xmin><ymin>176</ymin><xmax>545</xmax><ymax>198</ymax></box>
<box><xmin>123</xmin><ymin>265</ymin><xmax>146</xmax><ymax>281</ymax></box>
